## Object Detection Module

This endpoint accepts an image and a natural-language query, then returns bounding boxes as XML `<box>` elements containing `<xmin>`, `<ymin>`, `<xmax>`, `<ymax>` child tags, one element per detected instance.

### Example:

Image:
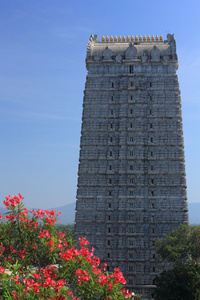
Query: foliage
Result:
<box><xmin>55</xmin><ymin>224</ymin><xmax>74</xmax><ymax>241</ymax></box>
<box><xmin>154</xmin><ymin>224</ymin><xmax>200</xmax><ymax>300</ymax></box>
<box><xmin>155</xmin><ymin>224</ymin><xmax>200</xmax><ymax>264</ymax></box>
<box><xmin>0</xmin><ymin>194</ymin><xmax>139</xmax><ymax>299</ymax></box>
<box><xmin>154</xmin><ymin>261</ymin><xmax>200</xmax><ymax>300</ymax></box>
<box><xmin>133</xmin><ymin>295</ymin><xmax>142</xmax><ymax>300</ymax></box>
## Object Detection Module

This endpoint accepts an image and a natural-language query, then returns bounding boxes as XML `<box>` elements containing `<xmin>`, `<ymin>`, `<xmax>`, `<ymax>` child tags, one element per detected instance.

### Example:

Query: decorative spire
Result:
<box><xmin>100</xmin><ymin>34</ymin><xmax>166</xmax><ymax>43</ymax></box>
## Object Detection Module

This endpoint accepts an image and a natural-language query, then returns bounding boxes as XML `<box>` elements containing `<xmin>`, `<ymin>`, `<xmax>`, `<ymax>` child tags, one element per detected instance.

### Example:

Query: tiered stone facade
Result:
<box><xmin>75</xmin><ymin>34</ymin><xmax>188</xmax><ymax>299</ymax></box>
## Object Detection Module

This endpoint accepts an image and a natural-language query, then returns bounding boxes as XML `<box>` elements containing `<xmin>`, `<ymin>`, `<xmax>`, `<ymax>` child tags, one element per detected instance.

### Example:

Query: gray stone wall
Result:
<box><xmin>75</xmin><ymin>34</ymin><xmax>188</xmax><ymax>299</ymax></box>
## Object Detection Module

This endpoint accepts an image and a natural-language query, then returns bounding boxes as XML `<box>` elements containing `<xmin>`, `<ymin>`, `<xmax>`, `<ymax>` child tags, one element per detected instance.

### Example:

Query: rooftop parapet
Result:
<box><xmin>86</xmin><ymin>34</ymin><xmax>177</xmax><ymax>67</ymax></box>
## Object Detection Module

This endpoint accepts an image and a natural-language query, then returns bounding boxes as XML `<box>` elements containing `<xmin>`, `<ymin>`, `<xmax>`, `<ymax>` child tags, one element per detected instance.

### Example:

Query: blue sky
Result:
<box><xmin>0</xmin><ymin>0</ymin><xmax>200</xmax><ymax>208</ymax></box>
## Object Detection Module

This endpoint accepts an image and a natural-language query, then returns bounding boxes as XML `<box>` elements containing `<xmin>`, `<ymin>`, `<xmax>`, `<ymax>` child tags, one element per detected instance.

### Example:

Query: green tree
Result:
<box><xmin>154</xmin><ymin>262</ymin><xmax>200</xmax><ymax>300</ymax></box>
<box><xmin>155</xmin><ymin>224</ymin><xmax>200</xmax><ymax>264</ymax></box>
<box><xmin>154</xmin><ymin>224</ymin><xmax>200</xmax><ymax>300</ymax></box>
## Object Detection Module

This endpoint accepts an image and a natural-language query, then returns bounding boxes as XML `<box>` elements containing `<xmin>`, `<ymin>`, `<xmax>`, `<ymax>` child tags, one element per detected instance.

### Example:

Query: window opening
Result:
<box><xmin>129</xmin><ymin>65</ymin><xmax>134</xmax><ymax>74</ymax></box>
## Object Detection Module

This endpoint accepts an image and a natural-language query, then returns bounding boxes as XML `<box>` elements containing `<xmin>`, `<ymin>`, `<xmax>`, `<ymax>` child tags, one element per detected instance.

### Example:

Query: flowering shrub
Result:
<box><xmin>0</xmin><ymin>194</ymin><xmax>138</xmax><ymax>299</ymax></box>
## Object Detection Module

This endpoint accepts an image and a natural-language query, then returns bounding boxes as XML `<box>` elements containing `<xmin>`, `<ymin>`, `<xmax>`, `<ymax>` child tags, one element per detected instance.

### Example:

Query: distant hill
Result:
<box><xmin>0</xmin><ymin>202</ymin><xmax>199</xmax><ymax>225</ymax></box>
<box><xmin>49</xmin><ymin>202</ymin><xmax>76</xmax><ymax>224</ymax></box>
<box><xmin>188</xmin><ymin>203</ymin><xmax>200</xmax><ymax>225</ymax></box>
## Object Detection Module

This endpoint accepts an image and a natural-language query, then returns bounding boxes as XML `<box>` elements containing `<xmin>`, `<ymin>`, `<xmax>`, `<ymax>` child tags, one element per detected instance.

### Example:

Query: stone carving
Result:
<box><xmin>151</xmin><ymin>46</ymin><xmax>160</xmax><ymax>61</ymax></box>
<box><xmin>115</xmin><ymin>54</ymin><xmax>122</xmax><ymax>62</ymax></box>
<box><xmin>167</xmin><ymin>33</ymin><xmax>175</xmax><ymax>44</ymax></box>
<box><xmin>125</xmin><ymin>43</ymin><xmax>137</xmax><ymax>60</ymax></box>
<box><xmin>141</xmin><ymin>51</ymin><xmax>148</xmax><ymax>62</ymax></box>
<box><xmin>163</xmin><ymin>55</ymin><xmax>169</xmax><ymax>62</ymax></box>
<box><xmin>89</xmin><ymin>34</ymin><xmax>98</xmax><ymax>42</ymax></box>
<box><xmin>94</xmin><ymin>55</ymin><xmax>100</xmax><ymax>61</ymax></box>
<box><xmin>87</xmin><ymin>35</ymin><xmax>98</xmax><ymax>55</ymax></box>
<box><xmin>103</xmin><ymin>46</ymin><xmax>112</xmax><ymax>61</ymax></box>
<box><xmin>165</xmin><ymin>33</ymin><xmax>176</xmax><ymax>56</ymax></box>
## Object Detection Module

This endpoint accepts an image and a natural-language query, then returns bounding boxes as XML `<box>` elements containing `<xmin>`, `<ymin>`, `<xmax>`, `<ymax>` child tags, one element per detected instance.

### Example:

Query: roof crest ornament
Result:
<box><xmin>98</xmin><ymin>35</ymin><xmax>166</xmax><ymax>43</ymax></box>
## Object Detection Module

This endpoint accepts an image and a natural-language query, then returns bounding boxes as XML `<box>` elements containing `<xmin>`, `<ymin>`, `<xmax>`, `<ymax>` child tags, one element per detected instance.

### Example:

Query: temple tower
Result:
<box><xmin>75</xmin><ymin>34</ymin><xmax>188</xmax><ymax>299</ymax></box>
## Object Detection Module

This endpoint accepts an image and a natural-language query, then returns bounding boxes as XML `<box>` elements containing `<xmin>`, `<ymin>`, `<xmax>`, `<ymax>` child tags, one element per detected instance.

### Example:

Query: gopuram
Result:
<box><xmin>75</xmin><ymin>34</ymin><xmax>188</xmax><ymax>299</ymax></box>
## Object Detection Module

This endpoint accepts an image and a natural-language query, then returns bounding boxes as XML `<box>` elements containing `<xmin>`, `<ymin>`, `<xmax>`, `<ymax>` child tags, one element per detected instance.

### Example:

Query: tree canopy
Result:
<box><xmin>154</xmin><ymin>224</ymin><xmax>200</xmax><ymax>300</ymax></box>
